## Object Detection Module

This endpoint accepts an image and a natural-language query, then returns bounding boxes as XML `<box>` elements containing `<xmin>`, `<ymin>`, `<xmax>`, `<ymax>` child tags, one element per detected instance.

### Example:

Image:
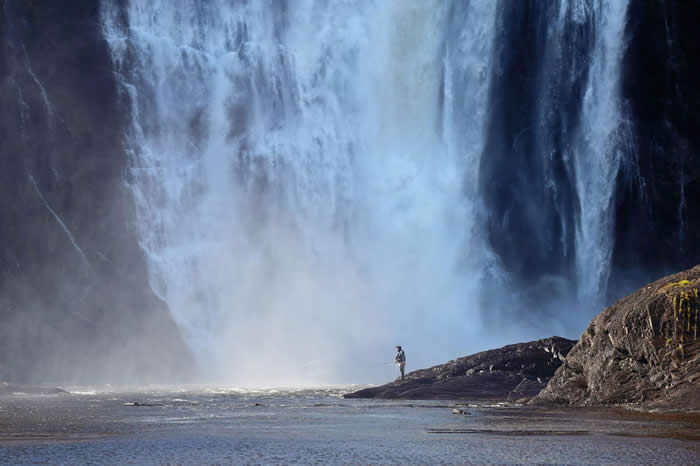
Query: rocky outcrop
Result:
<box><xmin>533</xmin><ymin>266</ymin><xmax>700</xmax><ymax>410</ymax></box>
<box><xmin>344</xmin><ymin>337</ymin><xmax>575</xmax><ymax>400</ymax></box>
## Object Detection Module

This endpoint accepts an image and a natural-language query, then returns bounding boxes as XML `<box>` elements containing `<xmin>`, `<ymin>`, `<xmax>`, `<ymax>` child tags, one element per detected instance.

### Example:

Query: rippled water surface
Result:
<box><xmin>0</xmin><ymin>386</ymin><xmax>698</xmax><ymax>464</ymax></box>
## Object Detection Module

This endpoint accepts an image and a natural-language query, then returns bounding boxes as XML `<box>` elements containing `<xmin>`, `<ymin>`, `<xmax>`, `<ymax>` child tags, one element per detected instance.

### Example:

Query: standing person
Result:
<box><xmin>395</xmin><ymin>345</ymin><xmax>406</xmax><ymax>381</ymax></box>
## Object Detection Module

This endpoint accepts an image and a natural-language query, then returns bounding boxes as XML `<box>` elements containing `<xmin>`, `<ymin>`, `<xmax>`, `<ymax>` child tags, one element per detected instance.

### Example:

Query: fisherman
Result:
<box><xmin>395</xmin><ymin>345</ymin><xmax>406</xmax><ymax>381</ymax></box>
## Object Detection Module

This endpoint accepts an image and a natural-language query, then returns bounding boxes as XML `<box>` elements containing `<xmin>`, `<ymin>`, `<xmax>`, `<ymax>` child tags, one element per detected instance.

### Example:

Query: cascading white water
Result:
<box><xmin>101</xmin><ymin>0</ymin><xmax>499</xmax><ymax>384</ymax></box>
<box><xmin>101</xmin><ymin>0</ymin><xmax>631</xmax><ymax>384</ymax></box>
<box><xmin>572</xmin><ymin>0</ymin><xmax>630</xmax><ymax>307</ymax></box>
<box><xmin>442</xmin><ymin>0</ymin><xmax>501</xmax><ymax>284</ymax></box>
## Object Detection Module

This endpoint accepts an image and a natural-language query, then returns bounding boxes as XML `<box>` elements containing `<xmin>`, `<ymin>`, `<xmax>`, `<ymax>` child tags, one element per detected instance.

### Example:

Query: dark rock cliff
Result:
<box><xmin>533</xmin><ymin>265</ymin><xmax>700</xmax><ymax>410</ymax></box>
<box><xmin>611</xmin><ymin>0</ymin><xmax>700</xmax><ymax>297</ymax></box>
<box><xmin>0</xmin><ymin>1</ymin><xmax>193</xmax><ymax>383</ymax></box>
<box><xmin>344</xmin><ymin>337</ymin><xmax>576</xmax><ymax>400</ymax></box>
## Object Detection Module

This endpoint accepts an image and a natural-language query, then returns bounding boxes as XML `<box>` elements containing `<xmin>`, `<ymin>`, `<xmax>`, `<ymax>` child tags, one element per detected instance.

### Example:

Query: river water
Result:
<box><xmin>1</xmin><ymin>387</ymin><xmax>697</xmax><ymax>464</ymax></box>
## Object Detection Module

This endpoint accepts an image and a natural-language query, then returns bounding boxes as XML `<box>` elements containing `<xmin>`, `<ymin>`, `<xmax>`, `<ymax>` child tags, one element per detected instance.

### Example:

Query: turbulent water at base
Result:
<box><xmin>100</xmin><ymin>0</ymin><xmax>630</xmax><ymax>384</ymax></box>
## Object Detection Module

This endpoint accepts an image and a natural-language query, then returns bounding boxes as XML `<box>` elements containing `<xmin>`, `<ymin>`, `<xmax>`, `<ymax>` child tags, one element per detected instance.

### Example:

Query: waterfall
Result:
<box><xmin>101</xmin><ymin>0</ymin><xmax>499</xmax><ymax>383</ymax></box>
<box><xmin>479</xmin><ymin>0</ymin><xmax>631</xmax><ymax>325</ymax></box>
<box><xmin>101</xmin><ymin>0</ymin><xmax>631</xmax><ymax>383</ymax></box>
<box><xmin>572</xmin><ymin>0</ymin><xmax>631</xmax><ymax>307</ymax></box>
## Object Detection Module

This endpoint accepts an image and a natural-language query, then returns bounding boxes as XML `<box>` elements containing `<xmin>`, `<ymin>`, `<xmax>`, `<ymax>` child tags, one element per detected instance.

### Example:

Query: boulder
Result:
<box><xmin>533</xmin><ymin>265</ymin><xmax>700</xmax><ymax>410</ymax></box>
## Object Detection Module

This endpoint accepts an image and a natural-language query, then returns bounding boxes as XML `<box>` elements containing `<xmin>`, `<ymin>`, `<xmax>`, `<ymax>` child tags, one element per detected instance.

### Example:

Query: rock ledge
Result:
<box><xmin>344</xmin><ymin>337</ymin><xmax>575</xmax><ymax>400</ymax></box>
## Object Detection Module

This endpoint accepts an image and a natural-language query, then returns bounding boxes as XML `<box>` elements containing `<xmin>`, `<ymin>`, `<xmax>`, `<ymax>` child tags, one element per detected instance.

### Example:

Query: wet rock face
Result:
<box><xmin>0</xmin><ymin>1</ymin><xmax>193</xmax><ymax>383</ymax></box>
<box><xmin>611</xmin><ymin>1</ymin><xmax>700</xmax><ymax>296</ymax></box>
<box><xmin>533</xmin><ymin>266</ymin><xmax>700</xmax><ymax>410</ymax></box>
<box><xmin>344</xmin><ymin>337</ymin><xmax>576</xmax><ymax>400</ymax></box>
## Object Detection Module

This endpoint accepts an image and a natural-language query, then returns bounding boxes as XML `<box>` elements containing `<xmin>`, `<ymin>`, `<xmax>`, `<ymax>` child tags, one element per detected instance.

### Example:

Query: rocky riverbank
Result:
<box><xmin>344</xmin><ymin>337</ymin><xmax>575</xmax><ymax>401</ymax></box>
<box><xmin>347</xmin><ymin>266</ymin><xmax>700</xmax><ymax>411</ymax></box>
